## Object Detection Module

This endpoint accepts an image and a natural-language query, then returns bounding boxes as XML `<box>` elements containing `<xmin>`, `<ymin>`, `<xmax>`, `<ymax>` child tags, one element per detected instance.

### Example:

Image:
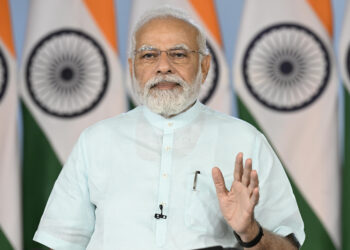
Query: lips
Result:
<box><xmin>151</xmin><ymin>81</ymin><xmax>181</xmax><ymax>90</ymax></box>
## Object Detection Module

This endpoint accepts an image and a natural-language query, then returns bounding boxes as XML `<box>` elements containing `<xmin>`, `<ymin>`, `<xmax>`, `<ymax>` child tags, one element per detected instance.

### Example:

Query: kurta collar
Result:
<box><xmin>142</xmin><ymin>100</ymin><xmax>203</xmax><ymax>130</ymax></box>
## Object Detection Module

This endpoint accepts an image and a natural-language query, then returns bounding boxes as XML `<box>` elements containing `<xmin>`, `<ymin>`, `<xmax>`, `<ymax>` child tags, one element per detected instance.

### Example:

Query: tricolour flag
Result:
<box><xmin>0</xmin><ymin>0</ymin><xmax>21</xmax><ymax>249</ymax></box>
<box><xmin>19</xmin><ymin>0</ymin><xmax>126</xmax><ymax>248</ymax></box>
<box><xmin>339</xmin><ymin>1</ymin><xmax>350</xmax><ymax>248</ymax></box>
<box><xmin>127</xmin><ymin>0</ymin><xmax>231</xmax><ymax>114</ymax></box>
<box><xmin>233</xmin><ymin>0</ymin><xmax>339</xmax><ymax>249</ymax></box>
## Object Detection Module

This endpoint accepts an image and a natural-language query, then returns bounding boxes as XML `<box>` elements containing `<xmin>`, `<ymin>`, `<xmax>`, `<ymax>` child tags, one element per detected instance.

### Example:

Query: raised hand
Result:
<box><xmin>212</xmin><ymin>152</ymin><xmax>260</xmax><ymax>238</ymax></box>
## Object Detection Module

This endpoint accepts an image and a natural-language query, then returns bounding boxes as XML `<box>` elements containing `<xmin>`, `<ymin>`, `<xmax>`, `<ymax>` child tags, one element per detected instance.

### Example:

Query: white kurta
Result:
<box><xmin>34</xmin><ymin>101</ymin><xmax>305</xmax><ymax>250</ymax></box>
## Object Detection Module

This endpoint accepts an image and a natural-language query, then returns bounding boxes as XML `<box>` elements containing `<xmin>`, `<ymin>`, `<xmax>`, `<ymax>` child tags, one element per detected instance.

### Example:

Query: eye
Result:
<box><xmin>140</xmin><ymin>51</ymin><xmax>158</xmax><ymax>59</ymax></box>
<box><xmin>169</xmin><ymin>50</ymin><xmax>188</xmax><ymax>58</ymax></box>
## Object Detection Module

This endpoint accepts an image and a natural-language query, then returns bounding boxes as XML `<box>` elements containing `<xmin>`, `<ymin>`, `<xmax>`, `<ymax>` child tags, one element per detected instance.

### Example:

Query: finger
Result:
<box><xmin>234</xmin><ymin>152</ymin><xmax>243</xmax><ymax>182</ymax></box>
<box><xmin>212</xmin><ymin>167</ymin><xmax>228</xmax><ymax>196</ymax></box>
<box><xmin>248</xmin><ymin>170</ymin><xmax>259</xmax><ymax>197</ymax></box>
<box><xmin>242</xmin><ymin>158</ymin><xmax>252</xmax><ymax>187</ymax></box>
<box><xmin>250</xmin><ymin>187</ymin><xmax>260</xmax><ymax>207</ymax></box>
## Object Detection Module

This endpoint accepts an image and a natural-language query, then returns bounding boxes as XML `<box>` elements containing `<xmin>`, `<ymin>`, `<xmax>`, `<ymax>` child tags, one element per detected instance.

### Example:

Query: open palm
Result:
<box><xmin>212</xmin><ymin>153</ymin><xmax>259</xmax><ymax>235</ymax></box>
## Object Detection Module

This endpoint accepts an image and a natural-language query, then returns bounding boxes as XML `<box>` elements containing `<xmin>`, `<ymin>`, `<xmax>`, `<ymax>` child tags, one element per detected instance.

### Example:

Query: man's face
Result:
<box><xmin>128</xmin><ymin>17</ymin><xmax>210</xmax><ymax>117</ymax></box>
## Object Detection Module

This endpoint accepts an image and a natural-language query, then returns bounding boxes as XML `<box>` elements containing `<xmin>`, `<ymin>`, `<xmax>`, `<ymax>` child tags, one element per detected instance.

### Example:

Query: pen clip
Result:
<box><xmin>193</xmin><ymin>170</ymin><xmax>200</xmax><ymax>191</ymax></box>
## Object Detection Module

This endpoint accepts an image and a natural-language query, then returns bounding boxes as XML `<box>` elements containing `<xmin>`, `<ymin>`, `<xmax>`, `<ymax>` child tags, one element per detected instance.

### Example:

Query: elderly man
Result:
<box><xmin>34</xmin><ymin>7</ymin><xmax>305</xmax><ymax>250</ymax></box>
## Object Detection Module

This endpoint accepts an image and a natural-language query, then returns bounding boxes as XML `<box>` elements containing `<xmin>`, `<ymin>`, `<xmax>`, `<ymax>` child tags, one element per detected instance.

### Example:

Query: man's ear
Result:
<box><xmin>201</xmin><ymin>54</ymin><xmax>211</xmax><ymax>83</ymax></box>
<box><xmin>128</xmin><ymin>58</ymin><xmax>133</xmax><ymax>78</ymax></box>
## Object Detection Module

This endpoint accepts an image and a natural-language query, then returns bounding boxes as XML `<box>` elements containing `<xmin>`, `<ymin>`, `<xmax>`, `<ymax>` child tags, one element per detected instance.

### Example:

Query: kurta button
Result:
<box><xmin>162</xmin><ymin>173</ymin><xmax>167</xmax><ymax>178</ymax></box>
<box><xmin>165</xmin><ymin>146</ymin><xmax>171</xmax><ymax>151</ymax></box>
<box><xmin>168</xmin><ymin>122</ymin><xmax>173</xmax><ymax>127</ymax></box>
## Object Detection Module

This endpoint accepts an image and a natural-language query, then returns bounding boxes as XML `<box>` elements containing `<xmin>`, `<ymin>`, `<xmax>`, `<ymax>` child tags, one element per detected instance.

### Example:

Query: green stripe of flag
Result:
<box><xmin>21</xmin><ymin>102</ymin><xmax>62</xmax><ymax>250</ymax></box>
<box><xmin>237</xmin><ymin>97</ymin><xmax>336</xmax><ymax>250</ymax></box>
<box><xmin>342</xmin><ymin>88</ymin><xmax>350</xmax><ymax>250</ymax></box>
<box><xmin>0</xmin><ymin>227</ymin><xmax>14</xmax><ymax>250</ymax></box>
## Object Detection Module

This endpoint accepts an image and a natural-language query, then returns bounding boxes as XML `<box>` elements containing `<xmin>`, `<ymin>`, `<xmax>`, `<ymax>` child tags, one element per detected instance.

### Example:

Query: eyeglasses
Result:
<box><xmin>134</xmin><ymin>48</ymin><xmax>204</xmax><ymax>65</ymax></box>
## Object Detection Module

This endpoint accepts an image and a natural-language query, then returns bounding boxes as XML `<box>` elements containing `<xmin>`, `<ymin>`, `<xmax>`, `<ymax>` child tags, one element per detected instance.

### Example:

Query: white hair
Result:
<box><xmin>128</xmin><ymin>6</ymin><xmax>209</xmax><ymax>59</ymax></box>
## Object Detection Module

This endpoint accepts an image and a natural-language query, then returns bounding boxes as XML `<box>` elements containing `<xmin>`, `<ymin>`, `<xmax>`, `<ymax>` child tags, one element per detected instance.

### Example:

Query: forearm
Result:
<box><xmin>242</xmin><ymin>229</ymin><xmax>298</xmax><ymax>250</ymax></box>
<box><xmin>235</xmin><ymin>221</ymin><xmax>298</xmax><ymax>250</ymax></box>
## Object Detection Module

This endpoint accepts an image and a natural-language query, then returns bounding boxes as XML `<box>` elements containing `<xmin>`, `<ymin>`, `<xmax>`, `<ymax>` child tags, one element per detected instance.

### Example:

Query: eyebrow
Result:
<box><xmin>170</xmin><ymin>44</ymin><xmax>190</xmax><ymax>50</ymax></box>
<box><xmin>136</xmin><ymin>44</ymin><xmax>190</xmax><ymax>52</ymax></box>
<box><xmin>136</xmin><ymin>45</ymin><xmax>157</xmax><ymax>52</ymax></box>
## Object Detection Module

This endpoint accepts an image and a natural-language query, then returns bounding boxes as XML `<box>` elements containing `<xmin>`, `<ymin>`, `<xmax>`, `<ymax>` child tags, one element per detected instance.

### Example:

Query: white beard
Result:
<box><xmin>132</xmin><ymin>70</ymin><xmax>202</xmax><ymax>117</ymax></box>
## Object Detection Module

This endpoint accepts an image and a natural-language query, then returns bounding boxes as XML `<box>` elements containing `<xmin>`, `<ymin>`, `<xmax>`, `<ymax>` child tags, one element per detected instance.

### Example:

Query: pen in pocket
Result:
<box><xmin>193</xmin><ymin>170</ymin><xmax>200</xmax><ymax>191</ymax></box>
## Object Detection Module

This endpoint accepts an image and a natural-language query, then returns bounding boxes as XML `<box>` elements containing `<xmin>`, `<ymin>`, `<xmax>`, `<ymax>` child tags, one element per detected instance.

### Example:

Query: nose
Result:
<box><xmin>156</xmin><ymin>51</ymin><xmax>173</xmax><ymax>74</ymax></box>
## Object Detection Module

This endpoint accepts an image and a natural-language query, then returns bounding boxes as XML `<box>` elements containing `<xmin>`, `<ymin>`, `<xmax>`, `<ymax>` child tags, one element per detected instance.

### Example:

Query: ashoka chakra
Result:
<box><xmin>346</xmin><ymin>44</ymin><xmax>350</xmax><ymax>83</ymax></box>
<box><xmin>0</xmin><ymin>47</ymin><xmax>8</xmax><ymax>102</ymax></box>
<box><xmin>199</xmin><ymin>42</ymin><xmax>219</xmax><ymax>104</ymax></box>
<box><xmin>242</xmin><ymin>23</ymin><xmax>330</xmax><ymax>111</ymax></box>
<box><xmin>25</xmin><ymin>29</ymin><xmax>109</xmax><ymax>118</ymax></box>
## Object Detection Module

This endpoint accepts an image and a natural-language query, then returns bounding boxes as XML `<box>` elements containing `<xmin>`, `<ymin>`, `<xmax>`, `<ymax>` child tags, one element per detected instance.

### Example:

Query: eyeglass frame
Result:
<box><xmin>133</xmin><ymin>45</ymin><xmax>206</xmax><ymax>65</ymax></box>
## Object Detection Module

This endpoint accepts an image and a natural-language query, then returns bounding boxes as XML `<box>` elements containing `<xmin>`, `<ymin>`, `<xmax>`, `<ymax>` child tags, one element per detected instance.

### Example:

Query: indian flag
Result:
<box><xmin>339</xmin><ymin>1</ymin><xmax>350</xmax><ymax>248</ymax></box>
<box><xmin>233</xmin><ymin>0</ymin><xmax>339</xmax><ymax>249</ymax></box>
<box><xmin>127</xmin><ymin>0</ymin><xmax>231</xmax><ymax>114</ymax></box>
<box><xmin>0</xmin><ymin>0</ymin><xmax>21</xmax><ymax>249</ymax></box>
<box><xmin>19</xmin><ymin>0</ymin><xmax>126</xmax><ymax>248</ymax></box>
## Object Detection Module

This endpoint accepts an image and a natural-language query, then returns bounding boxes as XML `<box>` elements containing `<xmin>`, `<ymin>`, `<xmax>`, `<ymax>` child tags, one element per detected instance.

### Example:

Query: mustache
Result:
<box><xmin>144</xmin><ymin>75</ymin><xmax>188</xmax><ymax>90</ymax></box>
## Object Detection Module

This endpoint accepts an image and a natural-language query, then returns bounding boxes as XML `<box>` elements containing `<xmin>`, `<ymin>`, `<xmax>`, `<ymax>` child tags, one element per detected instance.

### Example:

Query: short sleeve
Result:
<box><xmin>252</xmin><ymin>132</ymin><xmax>305</xmax><ymax>246</ymax></box>
<box><xmin>33</xmin><ymin>132</ymin><xmax>95</xmax><ymax>250</ymax></box>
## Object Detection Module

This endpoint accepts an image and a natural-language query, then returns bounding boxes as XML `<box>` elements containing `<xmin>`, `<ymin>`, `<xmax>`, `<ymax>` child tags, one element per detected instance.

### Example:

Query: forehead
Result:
<box><xmin>135</xmin><ymin>17</ymin><xmax>199</xmax><ymax>49</ymax></box>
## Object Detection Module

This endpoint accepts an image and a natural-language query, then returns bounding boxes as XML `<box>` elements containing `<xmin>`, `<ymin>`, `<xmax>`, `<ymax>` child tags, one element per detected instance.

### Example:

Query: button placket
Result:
<box><xmin>155</xmin><ymin>124</ymin><xmax>174</xmax><ymax>246</ymax></box>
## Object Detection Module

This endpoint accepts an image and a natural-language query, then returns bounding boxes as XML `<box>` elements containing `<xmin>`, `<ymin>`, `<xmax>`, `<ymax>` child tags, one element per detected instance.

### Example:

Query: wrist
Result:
<box><xmin>238</xmin><ymin>220</ymin><xmax>260</xmax><ymax>242</ymax></box>
<box><xmin>234</xmin><ymin>221</ymin><xmax>264</xmax><ymax>248</ymax></box>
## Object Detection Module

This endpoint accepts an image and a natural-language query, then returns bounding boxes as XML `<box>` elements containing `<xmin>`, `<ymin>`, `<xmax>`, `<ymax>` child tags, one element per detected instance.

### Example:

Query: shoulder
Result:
<box><xmin>200</xmin><ymin>104</ymin><xmax>262</xmax><ymax>138</ymax></box>
<box><xmin>80</xmin><ymin>106</ymin><xmax>142</xmax><ymax>140</ymax></box>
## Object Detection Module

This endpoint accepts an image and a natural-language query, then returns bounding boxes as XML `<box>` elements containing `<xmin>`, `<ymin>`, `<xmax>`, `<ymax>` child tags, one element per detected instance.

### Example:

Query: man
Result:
<box><xmin>34</xmin><ymin>7</ymin><xmax>305</xmax><ymax>250</ymax></box>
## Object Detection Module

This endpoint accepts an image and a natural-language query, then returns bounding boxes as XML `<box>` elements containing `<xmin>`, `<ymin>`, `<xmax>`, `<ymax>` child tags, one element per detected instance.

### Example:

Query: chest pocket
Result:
<box><xmin>184</xmin><ymin>172</ymin><xmax>230</xmax><ymax>237</ymax></box>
